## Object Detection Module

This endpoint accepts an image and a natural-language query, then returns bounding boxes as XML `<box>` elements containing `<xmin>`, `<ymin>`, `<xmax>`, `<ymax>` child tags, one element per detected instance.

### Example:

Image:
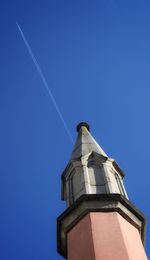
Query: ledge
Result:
<box><xmin>57</xmin><ymin>194</ymin><xmax>146</xmax><ymax>258</ymax></box>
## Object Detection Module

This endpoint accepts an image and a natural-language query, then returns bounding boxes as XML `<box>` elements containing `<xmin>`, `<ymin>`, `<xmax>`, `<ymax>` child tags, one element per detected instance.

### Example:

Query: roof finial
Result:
<box><xmin>76</xmin><ymin>122</ymin><xmax>90</xmax><ymax>132</ymax></box>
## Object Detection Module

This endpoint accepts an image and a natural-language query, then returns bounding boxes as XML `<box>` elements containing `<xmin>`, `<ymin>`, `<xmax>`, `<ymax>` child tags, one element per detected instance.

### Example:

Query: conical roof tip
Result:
<box><xmin>71</xmin><ymin>122</ymin><xmax>107</xmax><ymax>160</ymax></box>
<box><xmin>77</xmin><ymin>122</ymin><xmax>90</xmax><ymax>132</ymax></box>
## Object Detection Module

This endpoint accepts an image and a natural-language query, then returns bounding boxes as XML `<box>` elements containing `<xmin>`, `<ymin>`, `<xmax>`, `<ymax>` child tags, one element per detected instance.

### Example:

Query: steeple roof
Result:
<box><xmin>71</xmin><ymin>122</ymin><xmax>107</xmax><ymax>160</ymax></box>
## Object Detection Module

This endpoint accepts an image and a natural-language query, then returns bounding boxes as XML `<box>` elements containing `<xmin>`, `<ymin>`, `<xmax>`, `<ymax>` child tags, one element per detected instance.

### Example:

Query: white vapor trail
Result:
<box><xmin>16</xmin><ymin>22</ymin><xmax>74</xmax><ymax>144</ymax></box>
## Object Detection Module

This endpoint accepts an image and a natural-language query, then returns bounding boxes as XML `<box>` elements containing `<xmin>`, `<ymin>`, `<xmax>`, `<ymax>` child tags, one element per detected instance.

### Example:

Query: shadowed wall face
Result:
<box><xmin>67</xmin><ymin>212</ymin><xmax>147</xmax><ymax>260</ymax></box>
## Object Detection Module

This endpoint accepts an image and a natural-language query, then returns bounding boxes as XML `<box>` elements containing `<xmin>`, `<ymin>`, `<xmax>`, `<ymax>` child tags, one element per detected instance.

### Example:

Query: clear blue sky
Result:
<box><xmin>0</xmin><ymin>0</ymin><xmax>150</xmax><ymax>259</ymax></box>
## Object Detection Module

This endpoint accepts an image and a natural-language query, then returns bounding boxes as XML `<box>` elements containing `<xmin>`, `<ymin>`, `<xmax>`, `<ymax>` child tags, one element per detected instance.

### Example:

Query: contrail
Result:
<box><xmin>16</xmin><ymin>22</ymin><xmax>74</xmax><ymax>144</ymax></box>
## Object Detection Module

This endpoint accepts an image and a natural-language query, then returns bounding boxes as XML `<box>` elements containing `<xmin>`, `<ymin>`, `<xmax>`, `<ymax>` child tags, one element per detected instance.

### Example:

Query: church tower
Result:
<box><xmin>57</xmin><ymin>122</ymin><xmax>147</xmax><ymax>260</ymax></box>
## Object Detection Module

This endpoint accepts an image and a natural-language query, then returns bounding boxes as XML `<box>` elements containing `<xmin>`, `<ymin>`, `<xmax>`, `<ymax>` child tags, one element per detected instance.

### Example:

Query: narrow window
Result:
<box><xmin>115</xmin><ymin>174</ymin><xmax>126</xmax><ymax>197</ymax></box>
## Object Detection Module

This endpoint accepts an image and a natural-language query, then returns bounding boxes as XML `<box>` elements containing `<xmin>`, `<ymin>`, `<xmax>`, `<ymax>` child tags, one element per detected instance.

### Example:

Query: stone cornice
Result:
<box><xmin>57</xmin><ymin>194</ymin><xmax>146</xmax><ymax>258</ymax></box>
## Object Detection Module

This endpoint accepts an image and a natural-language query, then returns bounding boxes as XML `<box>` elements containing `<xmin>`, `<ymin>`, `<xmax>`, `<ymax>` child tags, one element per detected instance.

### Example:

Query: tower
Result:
<box><xmin>57</xmin><ymin>122</ymin><xmax>147</xmax><ymax>260</ymax></box>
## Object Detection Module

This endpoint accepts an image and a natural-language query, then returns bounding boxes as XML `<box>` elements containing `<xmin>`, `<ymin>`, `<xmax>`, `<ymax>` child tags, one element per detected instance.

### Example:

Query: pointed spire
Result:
<box><xmin>58</xmin><ymin>123</ymin><xmax>147</xmax><ymax>260</ymax></box>
<box><xmin>62</xmin><ymin>122</ymin><xmax>128</xmax><ymax>208</ymax></box>
<box><xmin>71</xmin><ymin>122</ymin><xmax>107</xmax><ymax>160</ymax></box>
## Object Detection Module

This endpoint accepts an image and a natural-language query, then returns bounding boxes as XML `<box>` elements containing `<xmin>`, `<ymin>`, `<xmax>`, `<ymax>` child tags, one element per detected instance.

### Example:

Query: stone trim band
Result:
<box><xmin>57</xmin><ymin>194</ymin><xmax>146</xmax><ymax>258</ymax></box>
